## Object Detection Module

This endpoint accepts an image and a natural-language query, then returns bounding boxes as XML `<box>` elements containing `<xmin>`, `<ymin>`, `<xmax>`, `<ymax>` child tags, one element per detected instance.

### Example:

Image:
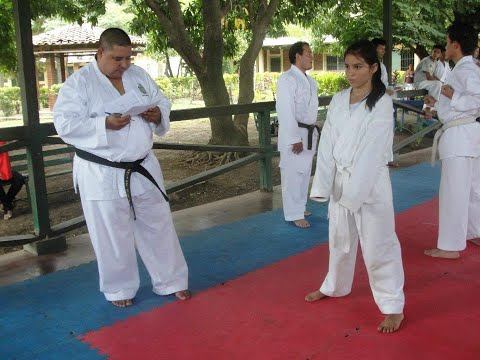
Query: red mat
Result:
<box><xmin>80</xmin><ymin>198</ymin><xmax>480</xmax><ymax>359</ymax></box>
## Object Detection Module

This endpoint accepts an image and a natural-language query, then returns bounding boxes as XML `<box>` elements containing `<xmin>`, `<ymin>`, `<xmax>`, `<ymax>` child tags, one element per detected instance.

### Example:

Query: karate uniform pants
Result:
<box><xmin>279</xmin><ymin>153</ymin><xmax>314</xmax><ymax>221</ymax></box>
<box><xmin>80</xmin><ymin>187</ymin><xmax>189</xmax><ymax>301</ymax></box>
<box><xmin>438</xmin><ymin>156</ymin><xmax>480</xmax><ymax>251</ymax></box>
<box><xmin>319</xmin><ymin>200</ymin><xmax>405</xmax><ymax>314</ymax></box>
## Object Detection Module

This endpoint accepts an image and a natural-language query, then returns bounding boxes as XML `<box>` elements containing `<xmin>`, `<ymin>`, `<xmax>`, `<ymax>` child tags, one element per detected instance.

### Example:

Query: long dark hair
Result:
<box><xmin>344</xmin><ymin>40</ymin><xmax>385</xmax><ymax>111</ymax></box>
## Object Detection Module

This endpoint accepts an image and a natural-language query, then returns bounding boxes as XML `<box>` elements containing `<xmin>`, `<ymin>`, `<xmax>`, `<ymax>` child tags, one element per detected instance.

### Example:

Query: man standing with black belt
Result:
<box><xmin>54</xmin><ymin>28</ymin><xmax>190</xmax><ymax>307</ymax></box>
<box><xmin>276</xmin><ymin>41</ymin><xmax>319</xmax><ymax>228</ymax></box>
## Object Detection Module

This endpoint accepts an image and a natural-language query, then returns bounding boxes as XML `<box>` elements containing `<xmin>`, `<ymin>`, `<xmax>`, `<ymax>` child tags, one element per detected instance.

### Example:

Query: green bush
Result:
<box><xmin>310</xmin><ymin>73</ymin><xmax>349</xmax><ymax>96</ymax></box>
<box><xmin>393</xmin><ymin>70</ymin><xmax>405</xmax><ymax>85</ymax></box>
<box><xmin>152</xmin><ymin>72</ymin><xmax>350</xmax><ymax>105</ymax></box>
<box><xmin>50</xmin><ymin>84</ymin><xmax>62</xmax><ymax>96</ymax></box>
<box><xmin>255</xmin><ymin>72</ymin><xmax>280</xmax><ymax>101</ymax></box>
<box><xmin>39</xmin><ymin>86</ymin><xmax>50</xmax><ymax>108</ymax></box>
<box><xmin>0</xmin><ymin>87</ymin><xmax>21</xmax><ymax>117</ymax></box>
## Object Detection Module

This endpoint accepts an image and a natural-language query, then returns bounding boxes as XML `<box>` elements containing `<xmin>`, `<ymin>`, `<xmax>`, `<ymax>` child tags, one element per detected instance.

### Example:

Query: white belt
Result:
<box><xmin>431</xmin><ymin>116</ymin><xmax>478</xmax><ymax>166</ymax></box>
<box><xmin>329</xmin><ymin>167</ymin><xmax>358</xmax><ymax>253</ymax></box>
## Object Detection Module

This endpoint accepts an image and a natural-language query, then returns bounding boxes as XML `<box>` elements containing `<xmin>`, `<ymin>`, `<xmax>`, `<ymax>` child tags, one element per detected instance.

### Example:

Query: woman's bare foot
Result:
<box><xmin>304</xmin><ymin>290</ymin><xmax>327</xmax><ymax>302</ymax></box>
<box><xmin>293</xmin><ymin>219</ymin><xmax>310</xmax><ymax>228</ymax></box>
<box><xmin>468</xmin><ymin>238</ymin><xmax>480</xmax><ymax>247</ymax></box>
<box><xmin>175</xmin><ymin>290</ymin><xmax>192</xmax><ymax>300</ymax></box>
<box><xmin>377</xmin><ymin>313</ymin><xmax>404</xmax><ymax>333</ymax></box>
<box><xmin>111</xmin><ymin>299</ymin><xmax>133</xmax><ymax>307</ymax></box>
<box><xmin>424</xmin><ymin>248</ymin><xmax>460</xmax><ymax>259</ymax></box>
<box><xmin>304</xmin><ymin>211</ymin><xmax>312</xmax><ymax>217</ymax></box>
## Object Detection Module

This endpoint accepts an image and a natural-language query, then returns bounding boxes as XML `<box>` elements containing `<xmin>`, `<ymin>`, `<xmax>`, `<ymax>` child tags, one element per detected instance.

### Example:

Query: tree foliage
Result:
<box><xmin>0</xmin><ymin>0</ymin><xmax>108</xmax><ymax>74</ymax></box>
<box><xmin>310</xmin><ymin>0</ymin><xmax>479</xmax><ymax>59</ymax></box>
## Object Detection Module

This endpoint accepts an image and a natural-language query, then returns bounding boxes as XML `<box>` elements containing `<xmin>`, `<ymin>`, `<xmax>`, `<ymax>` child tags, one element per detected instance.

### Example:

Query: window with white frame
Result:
<box><xmin>326</xmin><ymin>55</ymin><xmax>345</xmax><ymax>71</ymax></box>
<box><xmin>400</xmin><ymin>50</ymin><xmax>415</xmax><ymax>70</ymax></box>
<box><xmin>268</xmin><ymin>48</ymin><xmax>282</xmax><ymax>72</ymax></box>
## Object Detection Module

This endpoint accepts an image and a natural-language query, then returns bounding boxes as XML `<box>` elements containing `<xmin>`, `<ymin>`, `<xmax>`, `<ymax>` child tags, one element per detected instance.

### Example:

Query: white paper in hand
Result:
<box><xmin>105</xmin><ymin>91</ymin><xmax>157</xmax><ymax>116</ymax></box>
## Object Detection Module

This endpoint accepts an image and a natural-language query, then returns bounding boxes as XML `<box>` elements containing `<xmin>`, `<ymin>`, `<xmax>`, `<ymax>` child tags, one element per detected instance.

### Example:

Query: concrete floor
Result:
<box><xmin>0</xmin><ymin>148</ymin><xmax>431</xmax><ymax>288</ymax></box>
<box><xmin>0</xmin><ymin>186</ymin><xmax>284</xmax><ymax>287</ymax></box>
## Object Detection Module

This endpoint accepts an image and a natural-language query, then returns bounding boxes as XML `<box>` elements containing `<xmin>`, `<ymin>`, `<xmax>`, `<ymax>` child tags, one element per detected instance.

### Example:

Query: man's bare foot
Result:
<box><xmin>424</xmin><ymin>248</ymin><xmax>460</xmax><ymax>259</ymax></box>
<box><xmin>293</xmin><ymin>219</ymin><xmax>310</xmax><ymax>228</ymax></box>
<box><xmin>304</xmin><ymin>211</ymin><xmax>312</xmax><ymax>217</ymax></box>
<box><xmin>377</xmin><ymin>313</ymin><xmax>404</xmax><ymax>333</ymax></box>
<box><xmin>175</xmin><ymin>290</ymin><xmax>192</xmax><ymax>300</ymax></box>
<box><xmin>468</xmin><ymin>238</ymin><xmax>480</xmax><ymax>247</ymax></box>
<box><xmin>111</xmin><ymin>299</ymin><xmax>133</xmax><ymax>307</ymax></box>
<box><xmin>304</xmin><ymin>290</ymin><xmax>327</xmax><ymax>302</ymax></box>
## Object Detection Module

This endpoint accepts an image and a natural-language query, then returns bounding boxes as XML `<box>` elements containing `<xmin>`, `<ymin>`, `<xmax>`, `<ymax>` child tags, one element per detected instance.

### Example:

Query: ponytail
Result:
<box><xmin>366</xmin><ymin>59</ymin><xmax>386</xmax><ymax>111</ymax></box>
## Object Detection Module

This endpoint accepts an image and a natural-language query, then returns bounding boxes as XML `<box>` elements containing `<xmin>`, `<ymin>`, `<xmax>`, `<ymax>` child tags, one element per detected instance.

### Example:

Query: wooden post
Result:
<box><xmin>257</xmin><ymin>111</ymin><xmax>273</xmax><ymax>192</ymax></box>
<box><xmin>13</xmin><ymin>0</ymin><xmax>51</xmax><ymax>239</ymax></box>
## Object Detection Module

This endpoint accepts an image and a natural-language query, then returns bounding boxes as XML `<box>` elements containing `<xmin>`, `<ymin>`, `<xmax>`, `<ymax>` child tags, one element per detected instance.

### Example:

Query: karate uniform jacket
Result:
<box><xmin>275</xmin><ymin>65</ymin><xmax>319</xmax><ymax>173</ymax></box>
<box><xmin>54</xmin><ymin>61</ymin><xmax>171</xmax><ymax>201</ymax></box>
<box><xmin>311</xmin><ymin>90</ymin><xmax>394</xmax><ymax>213</ymax></box>
<box><xmin>437</xmin><ymin>55</ymin><xmax>480</xmax><ymax>160</ymax></box>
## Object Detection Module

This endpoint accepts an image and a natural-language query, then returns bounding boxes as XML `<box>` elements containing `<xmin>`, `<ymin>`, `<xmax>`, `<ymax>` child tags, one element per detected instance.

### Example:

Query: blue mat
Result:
<box><xmin>0</xmin><ymin>162</ymin><xmax>440</xmax><ymax>360</ymax></box>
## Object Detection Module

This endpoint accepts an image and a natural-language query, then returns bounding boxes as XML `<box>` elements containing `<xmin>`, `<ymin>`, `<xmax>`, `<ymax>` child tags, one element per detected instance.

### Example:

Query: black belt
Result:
<box><xmin>297</xmin><ymin>122</ymin><xmax>320</xmax><ymax>150</ymax></box>
<box><xmin>75</xmin><ymin>148</ymin><xmax>169</xmax><ymax>220</ymax></box>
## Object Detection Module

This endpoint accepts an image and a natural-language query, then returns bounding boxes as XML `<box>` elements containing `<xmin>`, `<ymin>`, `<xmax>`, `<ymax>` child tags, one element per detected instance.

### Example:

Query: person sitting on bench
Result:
<box><xmin>0</xmin><ymin>141</ymin><xmax>26</xmax><ymax>220</ymax></box>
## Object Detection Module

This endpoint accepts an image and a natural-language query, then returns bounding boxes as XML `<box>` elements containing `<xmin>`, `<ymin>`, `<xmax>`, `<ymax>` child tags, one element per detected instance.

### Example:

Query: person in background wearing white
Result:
<box><xmin>371</xmin><ymin>38</ymin><xmax>389</xmax><ymax>87</ymax></box>
<box><xmin>424</xmin><ymin>22</ymin><xmax>480</xmax><ymax>259</ymax></box>
<box><xmin>275</xmin><ymin>42</ymin><xmax>319</xmax><ymax>228</ymax></box>
<box><xmin>414</xmin><ymin>45</ymin><xmax>443</xmax><ymax>100</ymax></box>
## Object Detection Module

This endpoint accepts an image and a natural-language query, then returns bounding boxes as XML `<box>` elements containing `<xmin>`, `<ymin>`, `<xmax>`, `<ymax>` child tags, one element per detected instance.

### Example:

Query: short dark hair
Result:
<box><xmin>289</xmin><ymin>41</ymin><xmax>309</xmax><ymax>64</ymax></box>
<box><xmin>99</xmin><ymin>28</ymin><xmax>132</xmax><ymax>50</ymax></box>
<box><xmin>371</xmin><ymin>38</ymin><xmax>387</xmax><ymax>48</ymax></box>
<box><xmin>447</xmin><ymin>22</ymin><xmax>478</xmax><ymax>56</ymax></box>
<box><xmin>432</xmin><ymin>44</ymin><xmax>445</xmax><ymax>52</ymax></box>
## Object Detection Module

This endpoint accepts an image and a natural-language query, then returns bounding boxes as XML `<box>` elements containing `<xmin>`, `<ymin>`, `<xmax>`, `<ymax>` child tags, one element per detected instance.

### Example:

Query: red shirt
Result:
<box><xmin>0</xmin><ymin>141</ymin><xmax>13</xmax><ymax>181</ymax></box>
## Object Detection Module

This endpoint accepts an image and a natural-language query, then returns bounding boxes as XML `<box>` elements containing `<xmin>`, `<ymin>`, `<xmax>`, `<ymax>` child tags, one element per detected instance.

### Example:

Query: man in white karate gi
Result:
<box><xmin>54</xmin><ymin>28</ymin><xmax>190</xmax><ymax>307</ymax></box>
<box><xmin>371</xmin><ymin>38</ymin><xmax>389</xmax><ymax>87</ymax></box>
<box><xmin>434</xmin><ymin>47</ymin><xmax>451</xmax><ymax>83</ymax></box>
<box><xmin>424</xmin><ymin>22</ymin><xmax>480</xmax><ymax>259</ymax></box>
<box><xmin>275</xmin><ymin>42</ymin><xmax>319</xmax><ymax>228</ymax></box>
<box><xmin>414</xmin><ymin>45</ymin><xmax>443</xmax><ymax>100</ymax></box>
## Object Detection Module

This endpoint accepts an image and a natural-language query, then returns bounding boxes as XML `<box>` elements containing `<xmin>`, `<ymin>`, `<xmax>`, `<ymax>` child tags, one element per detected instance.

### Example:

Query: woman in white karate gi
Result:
<box><xmin>305</xmin><ymin>40</ymin><xmax>405</xmax><ymax>333</ymax></box>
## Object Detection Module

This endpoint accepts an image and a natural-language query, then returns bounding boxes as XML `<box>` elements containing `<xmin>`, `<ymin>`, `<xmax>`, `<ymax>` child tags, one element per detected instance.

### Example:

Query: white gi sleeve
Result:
<box><xmin>143</xmin><ymin>71</ymin><xmax>172</xmax><ymax>137</ymax></box>
<box><xmin>339</xmin><ymin>98</ymin><xmax>394</xmax><ymax>212</ymax></box>
<box><xmin>310</xmin><ymin>96</ymin><xmax>336</xmax><ymax>200</ymax></box>
<box><xmin>276</xmin><ymin>76</ymin><xmax>302</xmax><ymax>145</ymax></box>
<box><xmin>450</xmin><ymin>69</ymin><xmax>480</xmax><ymax>112</ymax></box>
<box><xmin>53</xmin><ymin>76</ymin><xmax>108</xmax><ymax>150</ymax></box>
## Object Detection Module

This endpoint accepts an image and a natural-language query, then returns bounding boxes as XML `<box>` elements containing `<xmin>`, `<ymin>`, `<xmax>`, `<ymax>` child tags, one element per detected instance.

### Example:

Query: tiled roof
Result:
<box><xmin>32</xmin><ymin>24</ymin><xmax>145</xmax><ymax>47</ymax></box>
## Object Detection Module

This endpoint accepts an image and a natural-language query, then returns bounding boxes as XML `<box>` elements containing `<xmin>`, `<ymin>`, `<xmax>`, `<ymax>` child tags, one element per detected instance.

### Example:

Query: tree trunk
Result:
<box><xmin>413</xmin><ymin>44</ymin><xmax>428</xmax><ymax>60</ymax></box>
<box><xmin>143</xmin><ymin>0</ymin><xmax>278</xmax><ymax>147</ymax></box>
<box><xmin>197</xmin><ymin>73</ymin><xmax>248</xmax><ymax>146</ymax></box>
<box><xmin>233</xmin><ymin>0</ymin><xmax>280</xmax><ymax>141</ymax></box>
<box><xmin>164</xmin><ymin>52</ymin><xmax>173</xmax><ymax>77</ymax></box>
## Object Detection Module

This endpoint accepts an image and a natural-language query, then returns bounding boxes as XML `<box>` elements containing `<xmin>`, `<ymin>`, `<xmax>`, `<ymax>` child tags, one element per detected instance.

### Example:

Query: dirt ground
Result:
<box><xmin>0</xmin><ymin>114</ymin><xmax>432</xmax><ymax>254</ymax></box>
